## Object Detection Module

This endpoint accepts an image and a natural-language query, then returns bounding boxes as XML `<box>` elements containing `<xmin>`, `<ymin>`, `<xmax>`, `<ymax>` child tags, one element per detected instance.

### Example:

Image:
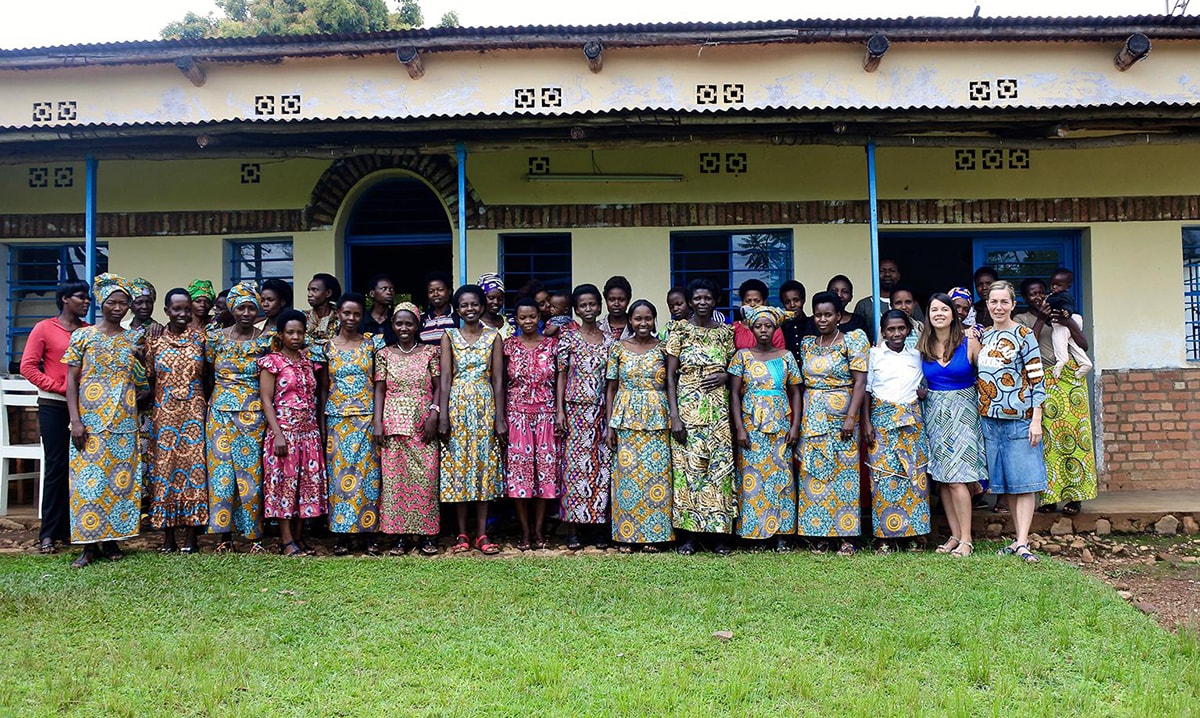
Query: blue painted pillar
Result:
<box><xmin>84</xmin><ymin>155</ymin><xmax>98</xmax><ymax>322</ymax></box>
<box><xmin>866</xmin><ymin>141</ymin><xmax>882</xmax><ymax>334</ymax></box>
<box><xmin>455</xmin><ymin>143</ymin><xmax>468</xmax><ymax>285</ymax></box>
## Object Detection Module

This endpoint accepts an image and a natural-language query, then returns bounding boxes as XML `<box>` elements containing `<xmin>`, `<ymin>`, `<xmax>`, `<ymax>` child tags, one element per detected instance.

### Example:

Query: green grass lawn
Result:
<box><xmin>1</xmin><ymin>549</ymin><xmax>1197</xmax><ymax>717</ymax></box>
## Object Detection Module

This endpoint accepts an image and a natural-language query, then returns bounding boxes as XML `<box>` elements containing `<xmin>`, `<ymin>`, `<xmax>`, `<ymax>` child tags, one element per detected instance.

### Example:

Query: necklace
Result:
<box><xmin>818</xmin><ymin>330</ymin><xmax>842</xmax><ymax>348</ymax></box>
<box><xmin>396</xmin><ymin>341</ymin><xmax>418</xmax><ymax>355</ymax></box>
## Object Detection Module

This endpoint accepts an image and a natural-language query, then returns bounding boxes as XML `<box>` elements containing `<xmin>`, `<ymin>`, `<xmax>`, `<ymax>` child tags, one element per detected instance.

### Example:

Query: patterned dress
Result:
<box><xmin>146</xmin><ymin>328</ymin><xmax>208</xmax><ymax>529</ymax></box>
<box><xmin>504</xmin><ymin>335</ymin><xmax>560</xmax><ymax>499</ymax></box>
<box><xmin>797</xmin><ymin>330</ymin><xmax>870</xmax><ymax>538</ymax></box>
<box><xmin>259</xmin><ymin>352</ymin><xmax>327</xmax><ymax>519</ymax></box>
<box><xmin>312</xmin><ymin>336</ymin><xmax>384</xmax><ymax>533</ymax></box>
<box><xmin>728</xmin><ymin>350</ymin><xmax>802</xmax><ymax>539</ymax></box>
<box><xmin>664</xmin><ymin>322</ymin><xmax>736</xmax><ymax>533</ymax></box>
<box><xmin>607</xmin><ymin>342</ymin><xmax>673</xmax><ymax>544</ymax></box>
<box><xmin>375</xmin><ymin>344</ymin><xmax>441</xmax><ymax>535</ymax></box>
<box><xmin>440</xmin><ymin>328</ymin><xmax>503</xmax><ymax>502</ymax></box>
<box><xmin>921</xmin><ymin>339</ymin><xmax>988</xmax><ymax>486</ymax></box>
<box><xmin>557</xmin><ymin>329</ymin><xmax>614</xmax><ymax>523</ymax></box>
<box><xmin>63</xmin><ymin>327</ymin><xmax>143</xmax><ymax>544</ymax></box>
<box><xmin>1042</xmin><ymin>364</ymin><xmax>1098</xmax><ymax>504</ymax></box>
<box><xmin>206</xmin><ymin>328</ymin><xmax>272</xmax><ymax>539</ymax></box>
<box><xmin>866</xmin><ymin>346</ymin><xmax>930</xmax><ymax>539</ymax></box>
<box><xmin>128</xmin><ymin>320</ymin><xmax>160</xmax><ymax>492</ymax></box>
<box><xmin>305</xmin><ymin>306</ymin><xmax>339</xmax><ymax>348</ymax></box>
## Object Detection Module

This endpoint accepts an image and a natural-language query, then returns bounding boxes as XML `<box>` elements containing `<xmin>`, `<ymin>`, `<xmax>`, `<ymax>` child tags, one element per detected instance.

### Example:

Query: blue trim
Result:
<box><xmin>343</xmin><ymin>234</ymin><xmax>452</xmax><ymax>247</ymax></box>
<box><xmin>866</xmin><ymin>141</ymin><xmax>882</xmax><ymax>326</ymax></box>
<box><xmin>456</xmin><ymin>143</ymin><xmax>468</xmax><ymax>285</ymax></box>
<box><xmin>84</xmin><ymin>155</ymin><xmax>98</xmax><ymax>322</ymax></box>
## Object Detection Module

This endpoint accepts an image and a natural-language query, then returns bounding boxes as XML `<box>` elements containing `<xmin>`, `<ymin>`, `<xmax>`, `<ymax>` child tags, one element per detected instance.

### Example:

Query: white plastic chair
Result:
<box><xmin>0</xmin><ymin>376</ymin><xmax>43</xmax><ymax>516</ymax></box>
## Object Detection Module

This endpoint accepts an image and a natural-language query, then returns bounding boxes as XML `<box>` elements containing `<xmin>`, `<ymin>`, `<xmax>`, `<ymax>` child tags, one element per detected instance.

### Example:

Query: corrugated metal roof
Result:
<box><xmin>2</xmin><ymin>15</ymin><xmax>1199</xmax><ymax>59</ymax></box>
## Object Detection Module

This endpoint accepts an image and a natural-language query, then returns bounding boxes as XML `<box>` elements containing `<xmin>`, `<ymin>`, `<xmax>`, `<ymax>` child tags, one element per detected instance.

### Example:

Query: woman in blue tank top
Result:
<box><xmin>917</xmin><ymin>293</ymin><xmax>986</xmax><ymax>557</ymax></box>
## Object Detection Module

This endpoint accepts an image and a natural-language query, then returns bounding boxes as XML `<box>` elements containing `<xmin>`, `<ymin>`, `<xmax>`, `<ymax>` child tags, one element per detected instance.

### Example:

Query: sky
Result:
<box><xmin>0</xmin><ymin>0</ymin><xmax>1187</xmax><ymax>49</ymax></box>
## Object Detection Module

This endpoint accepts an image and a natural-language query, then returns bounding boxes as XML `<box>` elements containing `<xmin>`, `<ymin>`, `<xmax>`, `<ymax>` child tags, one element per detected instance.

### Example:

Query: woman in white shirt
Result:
<box><xmin>863</xmin><ymin>310</ymin><xmax>931</xmax><ymax>553</ymax></box>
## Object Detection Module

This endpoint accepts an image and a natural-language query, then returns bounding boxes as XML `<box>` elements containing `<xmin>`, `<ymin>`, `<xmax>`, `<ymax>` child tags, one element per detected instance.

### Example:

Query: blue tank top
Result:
<box><xmin>922</xmin><ymin>338</ymin><xmax>975</xmax><ymax>391</ymax></box>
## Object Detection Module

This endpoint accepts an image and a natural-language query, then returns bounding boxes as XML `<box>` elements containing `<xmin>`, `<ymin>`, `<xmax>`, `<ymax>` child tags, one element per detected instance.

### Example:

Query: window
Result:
<box><xmin>500</xmin><ymin>234</ymin><xmax>572</xmax><ymax>308</ymax></box>
<box><xmin>973</xmin><ymin>233</ymin><xmax>1077</xmax><ymax>314</ymax></box>
<box><xmin>670</xmin><ymin>230</ymin><xmax>794</xmax><ymax>317</ymax></box>
<box><xmin>5</xmin><ymin>243</ymin><xmax>108</xmax><ymax>372</ymax></box>
<box><xmin>228</xmin><ymin>238</ymin><xmax>293</xmax><ymax>286</ymax></box>
<box><xmin>1184</xmin><ymin>229</ymin><xmax>1200</xmax><ymax>361</ymax></box>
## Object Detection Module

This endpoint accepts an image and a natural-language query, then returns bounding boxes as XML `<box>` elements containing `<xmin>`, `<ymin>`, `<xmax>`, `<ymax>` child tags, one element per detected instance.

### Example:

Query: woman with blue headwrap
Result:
<box><xmin>64</xmin><ymin>273</ymin><xmax>145</xmax><ymax>567</ymax></box>
<box><xmin>205</xmin><ymin>281</ymin><xmax>274</xmax><ymax>553</ymax></box>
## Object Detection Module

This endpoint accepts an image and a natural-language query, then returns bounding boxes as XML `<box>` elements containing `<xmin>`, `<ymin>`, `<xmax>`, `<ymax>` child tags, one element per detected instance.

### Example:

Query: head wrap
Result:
<box><xmin>227</xmin><ymin>281</ymin><xmax>260</xmax><ymax>309</ymax></box>
<box><xmin>742</xmin><ymin>305</ymin><xmax>786</xmax><ymax>327</ymax></box>
<box><xmin>93</xmin><ymin>273</ymin><xmax>132</xmax><ymax>304</ymax></box>
<box><xmin>188</xmin><ymin>279</ymin><xmax>216</xmax><ymax>301</ymax></box>
<box><xmin>392</xmin><ymin>301</ymin><xmax>421</xmax><ymax>320</ymax></box>
<box><xmin>477</xmin><ymin>272</ymin><xmax>505</xmax><ymax>294</ymax></box>
<box><xmin>129</xmin><ymin>277</ymin><xmax>156</xmax><ymax>302</ymax></box>
<box><xmin>948</xmin><ymin>287</ymin><xmax>973</xmax><ymax>304</ymax></box>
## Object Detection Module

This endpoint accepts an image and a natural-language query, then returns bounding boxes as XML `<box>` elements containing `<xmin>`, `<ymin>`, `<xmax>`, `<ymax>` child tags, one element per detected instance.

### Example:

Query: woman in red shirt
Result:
<box><xmin>19</xmin><ymin>280</ymin><xmax>90</xmax><ymax>554</ymax></box>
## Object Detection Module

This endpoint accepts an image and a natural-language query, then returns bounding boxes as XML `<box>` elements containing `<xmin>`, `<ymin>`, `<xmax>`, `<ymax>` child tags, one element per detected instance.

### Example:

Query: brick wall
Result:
<box><xmin>1100</xmin><ymin>368</ymin><xmax>1200</xmax><ymax>491</ymax></box>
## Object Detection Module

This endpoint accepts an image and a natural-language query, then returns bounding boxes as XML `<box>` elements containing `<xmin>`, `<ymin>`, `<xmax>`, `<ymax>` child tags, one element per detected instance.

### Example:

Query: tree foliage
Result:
<box><xmin>438</xmin><ymin>10</ymin><xmax>460</xmax><ymax>28</ymax></box>
<box><xmin>161</xmin><ymin>0</ymin><xmax>457</xmax><ymax>39</ymax></box>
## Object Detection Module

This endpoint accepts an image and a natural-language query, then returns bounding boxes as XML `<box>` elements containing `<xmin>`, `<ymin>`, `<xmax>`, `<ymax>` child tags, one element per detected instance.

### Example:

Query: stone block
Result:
<box><xmin>1050</xmin><ymin>518</ymin><xmax>1074</xmax><ymax>536</ymax></box>
<box><xmin>1094</xmin><ymin>518</ymin><xmax>1112</xmax><ymax>536</ymax></box>
<box><xmin>1155</xmin><ymin>515</ymin><xmax>1180</xmax><ymax>536</ymax></box>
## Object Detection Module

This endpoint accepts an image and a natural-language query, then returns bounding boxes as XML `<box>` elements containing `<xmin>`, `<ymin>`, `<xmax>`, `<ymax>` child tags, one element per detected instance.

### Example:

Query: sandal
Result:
<box><xmin>950</xmin><ymin>542</ymin><xmax>974</xmax><ymax>558</ymax></box>
<box><xmin>1037</xmin><ymin>503</ymin><xmax>1058</xmax><ymax>513</ymax></box>
<box><xmin>70</xmin><ymin>549</ymin><xmax>97</xmax><ymax>569</ymax></box>
<box><xmin>810</xmin><ymin>540</ymin><xmax>829</xmax><ymax>555</ymax></box>
<box><xmin>998</xmin><ymin>543</ymin><xmax>1039</xmax><ymax>563</ymax></box>
<box><xmin>280</xmin><ymin>541</ymin><xmax>305</xmax><ymax>557</ymax></box>
<box><xmin>534</xmin><ymin>535</ymin><xmax>549</xmax><ymax>550</ymax></box>
<box><xmin>473</xmin><ymin>534</ymin><xmax>500</xmax><ymax>555</ymax></box>
<box><xmin>566</xmin><ymin>534</ymin><xmax>583</xmax><ymax>551</ymax></box>
<box><xmin>450</xmin><ymin>534</ymin><xmax>470</xmax><ymax>554</ymax></box>
<box><xmin>332</xmin><ymin>542</ymin><xmax>350</xmax><ymax>557</ymax></box>
<box><xmin>1061</xmin><ymin>501</ymin><xmax>1082</xmax><ymax>516</ymax></box>
<box><xmin>179</xmin><ymin>546</ymin><xmax>198</xmax><ymax>555</ymax></box>
<box><xmin>676</xmin><ymin>539</ymin><xmax>697</xmax><ymax>556</ymax></box>
<box><xmin>837</xmin><ymin>542</ymin><xmax>857</xmax><ymax>557</ymax></box>
<box><xmin>418</xmin><ymin>536</ymin><xmax>439</xmax><ymax>556</ymax></box>
<box><xmin>618</xmin><ymin>544</ymin><xmax>635</xmax><ymax>554</ymax></box>
<box><xmin>214</xmin><ymin>540</ymin><xmax>236</xmax><ymax>554</ymax></box>
<box><xmin>641</xmin><ymin>544</ymin><xmax>660</xmax><ymax>553</ymax></box>
<box><xmin>159</xmin><ymin>544</ymin><xmax>178</xmax><ymax>555</ymax></box>
<box><xmin>875</xmin><ymin>541</ymin><xmax>893</xmax><ymax>555</ymax></box>
<box><xmin>935</xmin><ymin>537</ymin><xmax>961</xmax><ymax>554</ymax></box>
<box><xmin>103</xmin><ymin>544</ymin><xmax>125</xmax><ymax>562</ymax></box>
<box><xmin>516</xmin><ymin>536</ymin><xmax>532</xmax><ymax>552</ymax></box>
<box><xmin>364</xmin><ymin>542</ymin><xmax>382</xmax><ymax>557</ymax></box>
<box><xmin>248</xmin><ymin>542</ymin><xmax>267</xmax><ymax>554</ymax></box>
<box><xmin>38</xmin><ymin>538</ymin><xmax>56</xmax><ymax>555</ymax></box>
<box><xmin>992</xmin><ymin>502</ymin><xmax>1010</xmax><ymax>515</ymax></box>
<box><xmin>298</xmin><ymin>540</ymin><xmax>316</xmax><ymax>556</ymax></box>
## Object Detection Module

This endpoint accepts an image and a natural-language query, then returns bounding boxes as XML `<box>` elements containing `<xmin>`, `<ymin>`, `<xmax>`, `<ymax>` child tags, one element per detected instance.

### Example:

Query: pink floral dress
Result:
<box><xmin>503</xmin><ymin>335</ymin><xmax>559</xmax><ymax>498</ymax></box>
<box><xmin>258</xmin><ymin>351</ymin><xmax>327</xmax><ymax>519</ymax></box>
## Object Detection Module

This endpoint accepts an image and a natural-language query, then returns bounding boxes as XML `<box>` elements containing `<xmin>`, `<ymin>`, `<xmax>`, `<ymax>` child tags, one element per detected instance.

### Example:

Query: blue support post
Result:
<box><xmin>866</xmin><ymin>140</ymin><xmax>882</xmax><ymax>334</ymax></box>
<box><xmin>455</xmin><ymin>143</ymin><xmax>468</xmax><ymax>285</ymax></box>
<box><xmin>84</xmin><ymin>155</ymin><xmax>98</xmax><ymax>322</ymax></box>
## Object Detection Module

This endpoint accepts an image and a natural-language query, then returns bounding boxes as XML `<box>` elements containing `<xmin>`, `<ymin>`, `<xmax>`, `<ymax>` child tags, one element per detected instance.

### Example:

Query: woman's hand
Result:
<box><xmin>862</xmin><ymin>419</ymin><xmax>876</xmax><ymax>451</ymax></box>
<box><xmin>700</xmin><ymin>371</ymin><xmax>729</xmax><ymax>391</ymax></box>
<box><xmin>437</xmin><ymin>414</ymin><xmax>450</xmax><ymax>442</ymax></box>
<box><xmin>786</xmin><ymin>426</ymin><xmax>801</xmax><ymax>447</ymax></box>
<box><xmin>70</xmin><ymin>419</ymin><xmax>87</xmax><ymax>451</ymax></box>
<box><xmin>554</xmin><ymin>410</ymin><xmax>567</xmax><ymax>438</ymax></box>
<box><xmin>603</xmin><ymin>426</ymin><xmax>617</xmax><ymax>448</ymax></box>
<box><xmin>839</xmin><ymin>416</ymin><xmax>858</xmax><ymax>442</ymax></box>
<box><xmin>273</xmin><ymin>434</ymin><xmax>288</xmax><ymax>458</ymax></box>
<box><xmin>1029</xmin><ymin>421</ymin><xmax>1043</xmax><ymax>447</ymax></box>
<box><xmin>735</xmin><ymin>427</ymin><xmax>750</xmax><ymax>450</ymax></box>
<box><xmin>494</xmin><ymin>418</ymin><xmax>508</xmax><ymax>446</ymax></box>
<box><xmin>146</xmin><ymin>324</ymin><xmax>165</xmax><ymax>339</ymax></box>
<box><xmin>670</xmin><ymin>415</ymin><xmax>687</xmax><ymax>444</ymax></box>
<box><xmin>421</xmin><ymin>414</ymin><xmax>438</xmax><ymax>443</ymax></box>
<box><xmin>372</xmin><ymin>419</ymin><xmax>385</xmax><ymax>446</ymax></box>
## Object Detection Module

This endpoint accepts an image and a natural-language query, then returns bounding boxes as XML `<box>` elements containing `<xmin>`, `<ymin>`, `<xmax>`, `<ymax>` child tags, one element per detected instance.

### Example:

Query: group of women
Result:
<box><xmin>29</xmin><ymin>264</ymin><xmax>1095</xmax><ymax>567</ymax></box>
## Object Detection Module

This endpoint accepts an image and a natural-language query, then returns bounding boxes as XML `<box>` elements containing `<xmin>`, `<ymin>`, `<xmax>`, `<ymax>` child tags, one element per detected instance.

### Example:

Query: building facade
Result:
<box><xmin>2</xmin><ymin>16</ymin><xmax>1199</xmax><ymax>491</ymax></box>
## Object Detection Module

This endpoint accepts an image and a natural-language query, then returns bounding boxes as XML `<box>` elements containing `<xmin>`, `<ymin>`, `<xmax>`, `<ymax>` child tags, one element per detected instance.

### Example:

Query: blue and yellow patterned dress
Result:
<box><xmin>606</xmin><ymin>341</ymin><xmax>673</xmax><ymax>544</ymax></box>
<box><xmin>664</xmin><ymin>321</ymin><xmax>736</xmax><ymax>533</ymax></box>
<box><xmin>797</xmin><ymin>330</ymin><xmax>870</xmax><ymax>538</ymax></box>
<box><xmin>728</xmin><ymin>350</ymin><xmax>802</xmax><ymax>539</ymax></box>
<box><xmin>63</xmin><ymin>327</ymin><xmax>143</xmax><ymax>544</ymax></box>
<box><xmin>205</xmin><ymin>328</ymin><xmax>272</xmax><ymax>540</ymax></box>
<box><xmin>440</xmin><ymin>327</ymin><xmax>503</xmax><ymax>502</ymax></box>
<box><xmin>312</xmin><ymin>334</ymin><xmax>384</xmax><ymax>534</ymax></box>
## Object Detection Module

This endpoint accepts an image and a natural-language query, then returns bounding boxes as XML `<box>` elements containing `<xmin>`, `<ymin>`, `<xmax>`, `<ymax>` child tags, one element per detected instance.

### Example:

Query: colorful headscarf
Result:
<box><xmin>227</xmin><ymin>281</ymin><xmax>260</xmax><ymax>309</ymax></box>
<box><xmin>742</xmin><ymin>305</ymin><xmax>786</xmax><ymax>327</ymax></box>
<box><xmin>188</xmin><ymin>279</ymin><xmax>216</xmax><ymax>301</ymax></box>
<box><xmin>477</xmin><ymin>272</ymin><xmax>505</xmax><ymax>294</ymax></box>
<box><xmin>392</xmin><ymin>301</ymin><xmax>421</xmax><ymax>320</ymax></box>
<box><xmin>948</xmin><ymin>287</ymin><xmax>973</xmax><ymax>304</ymax></box>
<box><xmin>129</xmin><ymin>277</ymin><xmax>156</xmax><ymax>302</ymax></box>
<box><xmin>93</xmin><ymin>273</ymin><xmax>131</xmax><ymax>303</ymax></box>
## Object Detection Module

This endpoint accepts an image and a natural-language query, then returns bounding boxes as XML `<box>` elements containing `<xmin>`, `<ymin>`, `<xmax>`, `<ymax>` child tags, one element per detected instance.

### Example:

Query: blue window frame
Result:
<box><xmin>670</xmin><ymin>230</ymin><xmax>794</xmax><ymax>318</ymax></box>
<box><xmin>972</xmin><ymin>232</ymin><xmax>1079</xmax><ymax>313</ymax></box>
<box><xmin>5</xmin><ymin>243</ymin><xmax>108</xmax><ymax>372</ymax></box>
<box><xmin>500</xmin><ymin>233</ymin><xmax>572</xmax><ymax>308</ymax></box>
<box><xmin>228</xmin><ymin>238</ymin><xmax>293</xmax><ymax>286</ymax></box>
<box><xmin>1183</xmin><ymin>229</ymin><xmax>1200</xmax><ymax>361</ymax></box>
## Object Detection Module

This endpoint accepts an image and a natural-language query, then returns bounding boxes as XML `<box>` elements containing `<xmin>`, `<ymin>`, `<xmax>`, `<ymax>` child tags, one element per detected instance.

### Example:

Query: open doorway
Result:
<box><xmin>344</xmin><ymin>177</ymin><xmax>453</xmax><ymax>305</ymax></box>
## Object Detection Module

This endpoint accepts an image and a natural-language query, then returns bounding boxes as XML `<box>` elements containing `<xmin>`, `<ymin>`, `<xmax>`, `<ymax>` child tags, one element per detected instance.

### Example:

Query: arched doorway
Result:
<box><xmin>343</xmin><ymin>176</ymin><xmax>453</xmax><ymax>304</ymax></box>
